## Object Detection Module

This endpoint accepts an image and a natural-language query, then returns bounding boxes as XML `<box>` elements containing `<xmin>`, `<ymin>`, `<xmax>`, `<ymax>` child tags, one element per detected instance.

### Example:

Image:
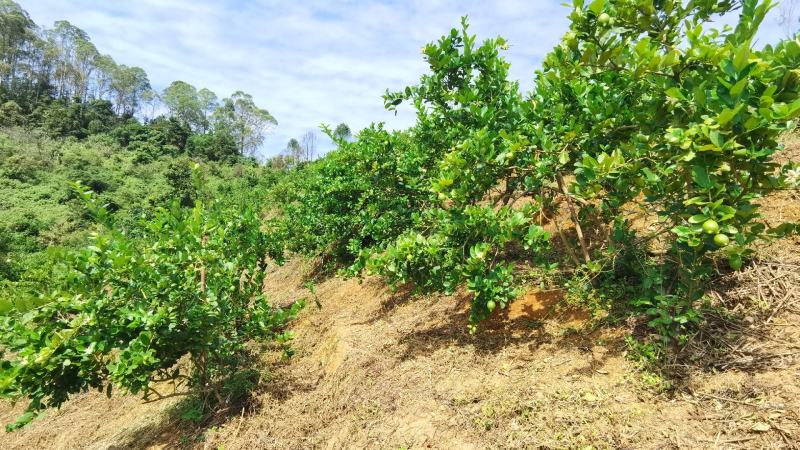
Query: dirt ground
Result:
<box><xmin>1</xmin><ymin>140</ymin><xmax>799</xmax><ymax>449</ymax></box>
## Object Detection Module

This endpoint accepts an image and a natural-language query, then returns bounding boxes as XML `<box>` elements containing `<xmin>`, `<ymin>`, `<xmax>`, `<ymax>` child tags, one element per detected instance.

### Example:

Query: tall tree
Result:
<box><xmin>162</xmin><ymin>82</ymin><xmax>218</xmax><ymax>133</ymax></box>
<box><xmin>779</xmin><ymin>0</ymin><xmax>799</xmax><ymax>37</ymax></box>
<box><xmin>300</xmin><ymin>131</ymin><xmax>317</xmax><ymax>162</ymax></box>
<box><xmin>333</xmin><ymin>122</ymin><xmax>352</xmax><ymax>141</ymax></box>
<box><xmin>109</xmin><ymin>64</ymin><xmax>149</xmax><ymax>116</ymax></box>
<box><xmin>286</xmin><ymin>137</ymin><xmax>302</xmax><ymax>163</ymax></box>
<box><xmin>197</xmin><ymin>88</ymin><xmax>217</xmax><ymax>133</ymax></box>
<box><xmin>46</xmin><ymin>20</ymin><xmax>89</xmax><ymax>99</ymax></box>
<box><xmin>92</xmin><ymin>53</ymin><xmax>116</xmax><ymax>100</ymax></box>
<box><xmin>0</xmin><ymin>1</ymin><xmax>37</xmax><ymax>94</ymax></box>
<box><xmin>162</xmin><ymin>80</ymin><xmax>201</xmax><ymax>129</ymax></box>
<box><xmin>71</xmin><ymin>37</ymin><xmax>98</xmax><ymax>102</ymax></box>
<box><xmin>213</xmin><ymin>91</ymin><xmax>276</xmax><ymax>156</ymax></box>
<box><xmin>139</xmin><ymin>87</ymin><xmax>159</xmax><ymax>122</ymax></box>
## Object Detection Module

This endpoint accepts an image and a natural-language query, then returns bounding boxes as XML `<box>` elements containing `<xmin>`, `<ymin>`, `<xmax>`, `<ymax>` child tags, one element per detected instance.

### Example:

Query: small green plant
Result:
<box><xmin>625</xmin><ymin>337</ymin><xmax>673</xmax><ymax>391</ymax></box>
<box><xmin>176</xmin><ymin>397</ymin><xmax>206</xmax><ymax>423</ymax></box>
<box><xmin>625</xmin><ymin>336</ymin><xmax>664</xmax><ymax>367</ymax></box>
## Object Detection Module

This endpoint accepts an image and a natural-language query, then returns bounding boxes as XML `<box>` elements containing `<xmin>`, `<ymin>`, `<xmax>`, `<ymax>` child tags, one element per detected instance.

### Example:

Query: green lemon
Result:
<box><xmin>486</xmin><ymin>300</ymin><xmax>496</xmax><ymax>312</ymax></box>
<box><xmin>729</xmin><ymin>254</ymin><xmax>742</xmax><ymax>270</ymax></box>
<box><xmin>713</xmin><ymin>233</ymin><xmax>730</xmax><ymax>247</ymax></box>
<box><xmin>598</xmin><ymin>13</ymin><xmax>611</xmax><ymax>25</ymax></box>
<box><xmin>702</xmin><ymin>219</ymin><xmax>720</xmax><ymax>235</ymax></box>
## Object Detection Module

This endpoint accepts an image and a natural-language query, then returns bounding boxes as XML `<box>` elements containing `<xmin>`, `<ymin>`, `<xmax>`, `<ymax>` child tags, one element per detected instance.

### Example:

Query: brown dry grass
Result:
<box><xmin>1</xmin><ymin>135</ymin><xmax>799</xmax><ymax>449</ymax></box>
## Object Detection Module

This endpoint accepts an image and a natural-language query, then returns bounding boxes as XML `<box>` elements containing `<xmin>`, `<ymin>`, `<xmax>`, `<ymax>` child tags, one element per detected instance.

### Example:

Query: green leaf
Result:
<box><xmin>692</xmin><ymin>166</ymin><xmax>713</xmax><ymax>189</ymax></box>
<box><xmin>717</xmin><ymin>104</ymin><xmax>743</xmax><ymax>126</ymax></box>
<box><xmin>642</xmin><ymin>167</ymin><xmax>659</xmax><ymax>183</ymax></box>
<box><xmin>558</xmin><ymin>150</ymin><xmax>570</xmax><ymax>165</ymax></box>
<box><xmin>588</xmin><ymin>0</ymin><xmax>605</xmax><ymax>15</ymax></box>
<box><xmin>729</xmin><ymin>78</ymin><xmax>748</xmax><ymax>97</ymax></box>
<box><xmin>684</xmin><ymin>196</ymin><xmax>707</xmax><ymax>206</ymax></box>
<box><xmin>665</xmin><ymin>87</ymin><xmax>685</xmax><ymax>100</ymax></box>
<box><xmin>688</xmin><ymin>214</ymin><xmax>709</xmax><ymax>224</ymax></box>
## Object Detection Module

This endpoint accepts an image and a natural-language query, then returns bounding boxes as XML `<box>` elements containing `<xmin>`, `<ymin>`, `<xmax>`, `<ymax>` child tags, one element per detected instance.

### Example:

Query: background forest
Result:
<box><xmin>0</xmin><ymin>0</ymin><xmax>308</xmax><ymax>294</ymax></box>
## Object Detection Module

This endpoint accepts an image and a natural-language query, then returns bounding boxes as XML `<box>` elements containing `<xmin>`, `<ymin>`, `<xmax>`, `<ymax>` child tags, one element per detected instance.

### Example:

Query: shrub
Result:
<box><xmin>164</xmin><ymin>157</ymin><xmax>199</xmax><ymax>207</ymax></box>
<box><xmin>274</xmin><ymin>125</ymin><xmax>431</xmax><ymax>271</ymax></box>
<box><xmin>0</xmin><ymin>101</ymin><xmax>25</xmax><ymax>126</ymax></box>
<box><xmin>519</xmin><ymin>0</ymin><xmax>800</xmax><ymax>340</ymax></box>
<box><xmin>185</xmin><ymin>131</ymin><xmax>238</xmax><ymax>161</ymax></box>
<box><xmin>0</xmin><ymin>175</ymin><xmax>302</xmax><ymax>430</ymax></box>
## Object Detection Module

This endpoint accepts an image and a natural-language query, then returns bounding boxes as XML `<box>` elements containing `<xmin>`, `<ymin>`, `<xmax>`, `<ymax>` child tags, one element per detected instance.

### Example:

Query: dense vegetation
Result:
<box><xmin>1</xmin><ymin>0</ymin><xmax>799</xmax><ymax>433</ymax></box>
<box><xmin>1</xmin><ymin>174</ymin><xmax>301</xmax><ymax>430</ymax></box>
<box><xmin>276</xmin><ymin>0</ymin><xmax>800</xmax><ymax>336</ymax></box>
<box><xmin>0</xmin><ymin>0</ymin><xmax>283</xmax><ymax>285</ymax></box>
<box><xmin>0</xmin><ymin>0</ymin><xmax>293</xmax><ymax>429</ymax></box>
<box><xmin>0</xmin><ymin>128</ymin><xmax>282</xmax><ymax>301</ymax></box>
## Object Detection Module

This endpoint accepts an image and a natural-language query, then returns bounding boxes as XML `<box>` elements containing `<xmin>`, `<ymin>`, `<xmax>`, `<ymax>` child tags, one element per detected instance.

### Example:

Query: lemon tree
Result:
<box><xmin>279</xmin><ymin>2</ymin><xmax>799</xmax><ymax>338</ymax></box>
<box><xmin>0</xmin><ymin>172</ymin><xmax>301</xmax><ymax>430</ymax></box>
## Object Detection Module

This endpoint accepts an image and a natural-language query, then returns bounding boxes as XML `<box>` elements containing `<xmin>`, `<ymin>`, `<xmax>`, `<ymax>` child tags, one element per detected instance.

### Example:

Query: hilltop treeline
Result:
<box><xmin>0</xmin><ymin>0</ymin><xmax>286</xmax><ymax>286</ymax></box>
<box><xmin>0</xmin><ymin>0</ymin><xmax>276</xmax><ymax>160</ymax></box>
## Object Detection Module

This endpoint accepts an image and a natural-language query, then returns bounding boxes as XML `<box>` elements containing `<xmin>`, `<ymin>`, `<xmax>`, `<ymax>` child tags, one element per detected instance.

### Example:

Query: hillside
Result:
<box><xmin>2</xmin><ymin>1</ymin><xmax>800</xmax><ymax>448</ymax></box>
<box><xmin>1</xmin><ymin>138</ymin><xmax>798</xmax><ymax>449</ymax></box>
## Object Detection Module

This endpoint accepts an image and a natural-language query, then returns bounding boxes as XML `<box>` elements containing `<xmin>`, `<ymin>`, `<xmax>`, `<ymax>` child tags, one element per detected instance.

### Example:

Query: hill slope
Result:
<box><xmin>1</xmin><ymin>139</ymin><xmax>799</xmax><ymax>449</ymax></box>
<box><xmin>2</xmin><ymin>261</ymin><xmax>799</xmax><ymax>448</ymax></box>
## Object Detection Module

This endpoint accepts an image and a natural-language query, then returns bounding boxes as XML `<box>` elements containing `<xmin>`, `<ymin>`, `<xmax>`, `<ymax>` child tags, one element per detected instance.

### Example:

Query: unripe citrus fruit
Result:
<box><xmin>486</xmin><ymin>300</ymin><xmax>496</xmax><ymax>312</ymax></box>
<box><xmin>702</xmin><ymin>219</ymin><xmax>719</xmax><ymax>235</ymax></box>
<box><xmin>598</xmin><ymin>13</ymin><xmax>611</xmax><ymax>25</ymax></box>
<box><xmin>713</xmin><ymin>233</ymin><xmax>729</xmax><ymax>247</ymax></box>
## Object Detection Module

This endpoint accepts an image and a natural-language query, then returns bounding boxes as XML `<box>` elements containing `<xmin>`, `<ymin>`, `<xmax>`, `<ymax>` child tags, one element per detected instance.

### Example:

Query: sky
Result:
<box><xmin>17</xmin><ymin>0</ymin><xmax>797</xmax><ymax>159</ymax></box>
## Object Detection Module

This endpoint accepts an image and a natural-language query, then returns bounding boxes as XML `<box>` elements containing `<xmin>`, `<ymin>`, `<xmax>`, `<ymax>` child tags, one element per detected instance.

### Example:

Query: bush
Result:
<box><xmin>185</xmin><ymin>131</ymin><xmax>238</xmax><ymax>161</ymax></box>
<box><xmin>111</xmin><ymin>116</ymin><xmax>189</xmax><ymax>158</ymax></box>
<box><xmin>36</xmin><ymin>99</ymin><xmax>117</xmax><ymax>139</ymax></box>
<box><xmin>0</xmin><ymin>176</ymin><xmax>302</xmax><ymax>430</ymax></box>
<box><xmin>518</xmin><ymin>0</ymin><xmax>800</xmax><ymax>340</ymax></box>
<box><xmin>164</xmin><ymin>157</ymin><xmax>199</xmax><ymax>207</ymax></box>
<box><xmin>1</xmin><ymin>154</ymin><xmax>40</xmax><ymax>182</ymax></box>
<box><xmin>273</xmin><ymin>125</ymin><xmax>431</xmax><ymax>271</ymax></box>
<box><xmin>0</xmin><ymin>101</ymin><xmax>25</xmax><ymax>126</ymax></box>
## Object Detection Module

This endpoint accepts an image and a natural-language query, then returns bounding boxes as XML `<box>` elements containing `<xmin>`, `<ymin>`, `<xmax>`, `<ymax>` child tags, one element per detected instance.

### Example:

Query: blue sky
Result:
<box><xmin>17</xmin><ymin>0</ymin><xmax>796</xmax><ymax>159</ymax></box>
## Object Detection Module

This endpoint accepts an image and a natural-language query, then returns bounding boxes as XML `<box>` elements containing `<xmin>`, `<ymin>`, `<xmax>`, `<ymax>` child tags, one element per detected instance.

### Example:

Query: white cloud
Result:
<box><xmin>17</xmin><ymin>0</ymin><xmax>792</xmax><ymax>158</ymax></box>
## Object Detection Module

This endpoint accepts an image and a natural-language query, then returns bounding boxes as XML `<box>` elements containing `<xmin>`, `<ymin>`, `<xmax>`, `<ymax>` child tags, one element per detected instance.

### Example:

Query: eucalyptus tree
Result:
<box><xmin>162</xmin><ymin>80</ymin><xmax>201</xmax><ymax>128</ymax></box>
<box><xmin>92</xmin><ymin>54</ymin><xmax>117</xmax><ymax>100</ymax></box>
<box><xmin>46</xmin><ymin>20</ymin><xmax>90</xmax><ymax>99</ymax></box>
<box><xmin>286</xmin><ymin>137</ymin><xmax>302</xmax><ymax>162</ymax></box>
<box><xmin>213</xmin><ymin>91</ymin><xmax>276</xmax><ymax>156</ymax></box>
<box><xmin>300</xmin><ymin>130</ymin><xmax>317</xmax><ymax>162</ymax></box>
<box><xmin>161</xmin><ymin>81</ymin><xmax>220</xmax><ymax>133</ymax></box>
<box><xmin>0</xmin><ymin>0</ymin><xmax>36</xmax><ymax>94</ymax></box>
<box><xmin>334</xmin><ymin>122</ymin><xmax>351</xmax><ymax>141</ymax></box>
<box><xmin>779</xmin><ymin>0</ymin><xmax>799</xmax><ymax>37</ymax></box>
<box><xmin>138</xmin><ymin>87</ymin><xmax>159</xmax><ymax>122</ymax></box>
<box><xmin>109</xmin><ymin>64</ymin><xmax>149</xmax><ymax>116</ymax></box>
<box><xmin>71</xmin><ymin>37</ymin><xmax>99</xmax><ymax>102</ymax></box>
<box><xmin>197</xmin><ymin>88</ymin><xmax>217</xmax><ymax>132</ymax></box>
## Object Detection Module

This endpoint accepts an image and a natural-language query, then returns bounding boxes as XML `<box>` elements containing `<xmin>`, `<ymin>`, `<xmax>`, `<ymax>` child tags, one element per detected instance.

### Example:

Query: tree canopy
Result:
<box><xmin>213</xmin><ymin>91</ymin><xmax>277</xmax><ymax>156</ymax></box>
